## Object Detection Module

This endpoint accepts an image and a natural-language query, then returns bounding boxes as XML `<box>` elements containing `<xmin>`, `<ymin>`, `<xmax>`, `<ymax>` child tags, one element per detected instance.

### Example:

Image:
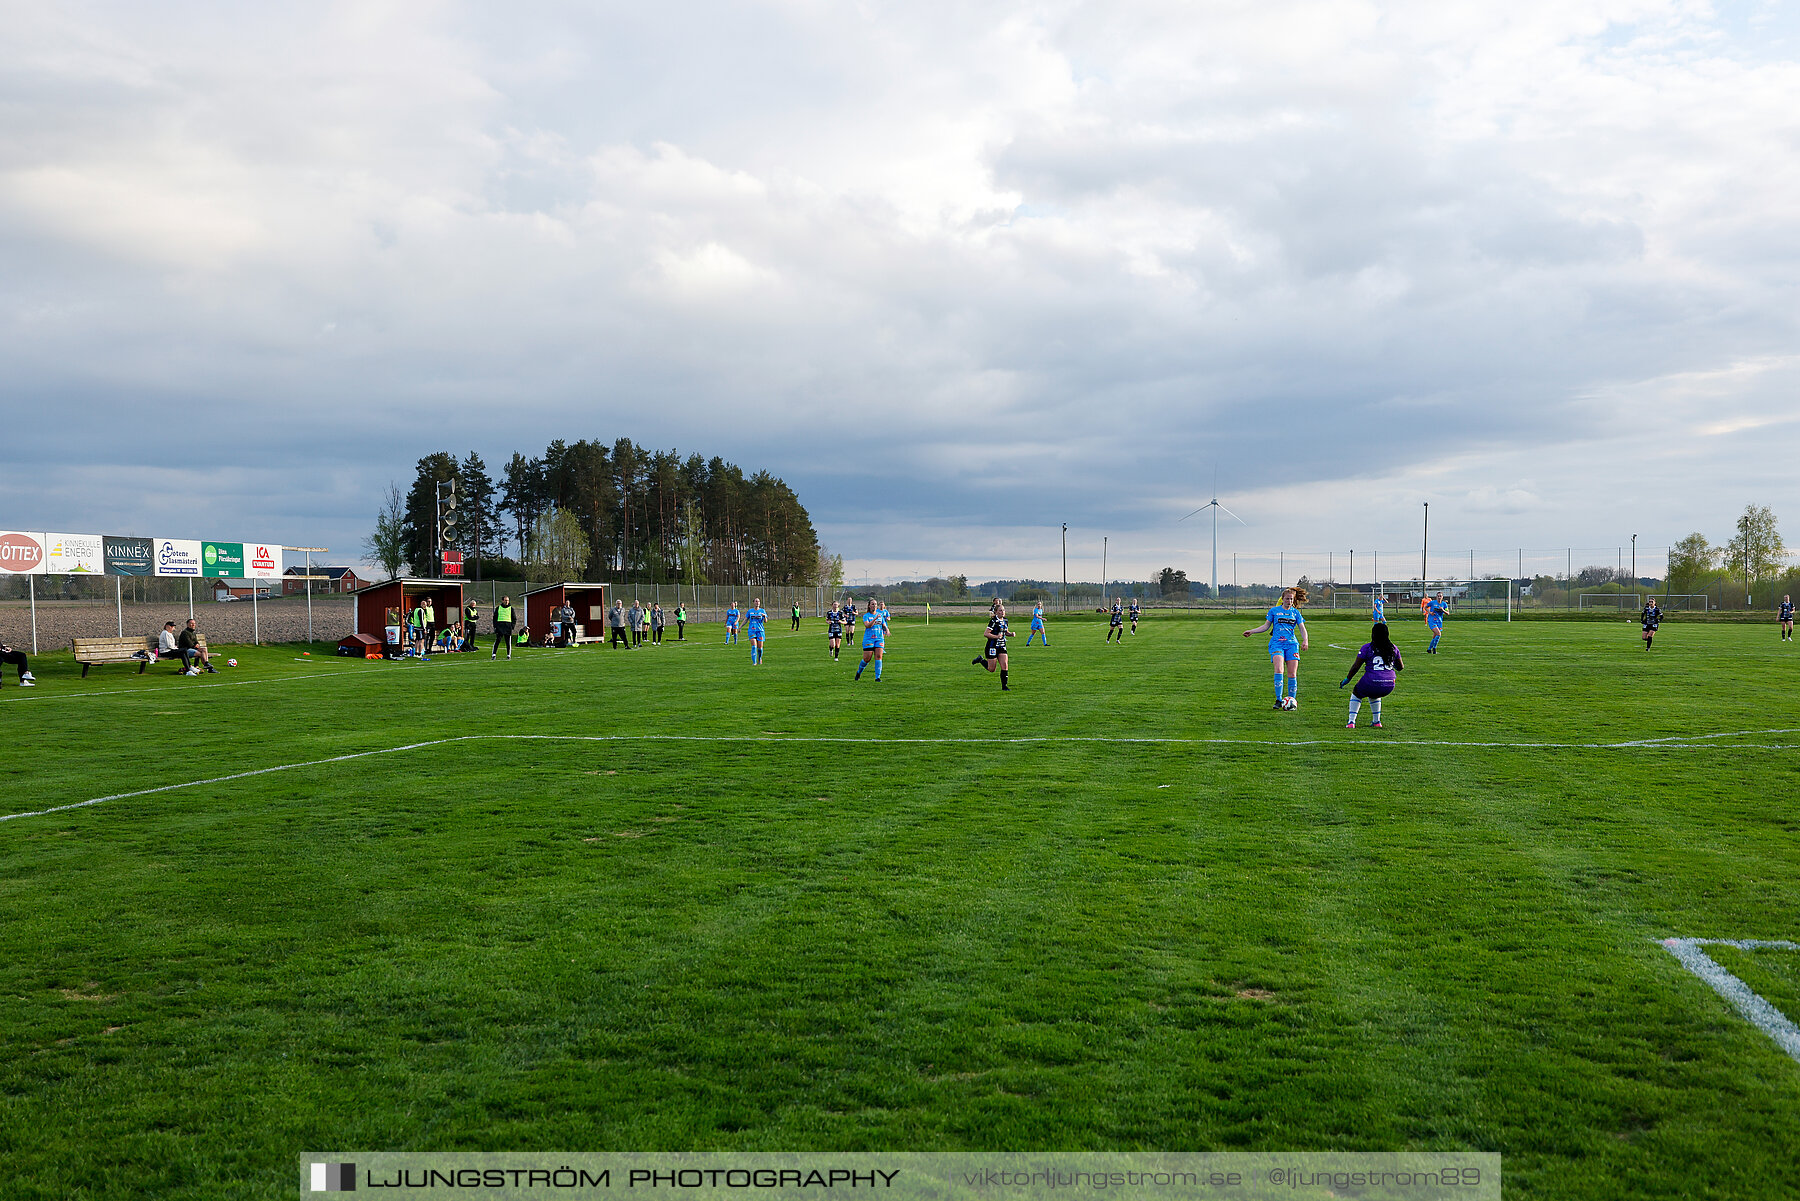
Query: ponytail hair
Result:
<box><xmin>1371</xmin><ymin>621</ymin><xmax>1396</xmax><ymax>659</ymax></box>
<box><xmin>1290</xmin><ymin>586</ymin><xmax>1309</xmax><ymax>605</ymax></box>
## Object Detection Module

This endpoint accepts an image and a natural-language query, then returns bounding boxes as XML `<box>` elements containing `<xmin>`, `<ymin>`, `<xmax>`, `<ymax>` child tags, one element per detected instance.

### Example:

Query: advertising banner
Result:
<box><xmin>104</xmin><ymin>535</ymin><xmax>155</xmax><ymax>577</ymax></box>
<box><xmin>154</xmin><ymin>538</ymin><xmax>204</xmax><ymax>577</ymax></box>
<box><xmin>245</xmin><ymin>542</ymin><xmax>282</xmax><ymax>579</ymax></box>
<box><xmin>45</xmin><ymin>533</ymin><xmax>104</xmax><ymax>574</ymax></box>
<box><xmin>202</xmin><ymin>541</ymin><xmax>245</xmax><ymax>576</ymax></box>
<box><xmin>0</xmin><ymin>531</ymin><xmax>47</xmax><ymax>575</ymax></box>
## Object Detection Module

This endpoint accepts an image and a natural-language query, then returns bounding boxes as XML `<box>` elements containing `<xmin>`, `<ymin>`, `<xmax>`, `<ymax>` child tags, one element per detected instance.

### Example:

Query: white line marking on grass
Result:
<box><xmin>1661</xmin><ymin>938</ymin><xmax>1800</xmax><ymax>1064</ymax></box>
<box><xmin>10</xmin><ymin>729</ymin><xmax>1800</xmax><ymax>826</ymax></box>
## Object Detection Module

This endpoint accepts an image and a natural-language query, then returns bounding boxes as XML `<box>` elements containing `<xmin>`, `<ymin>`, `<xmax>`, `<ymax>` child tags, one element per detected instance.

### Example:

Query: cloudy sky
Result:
<box><xmin>5</xmin><ymin>0</ymin><xmax>1798</xmax><ymax>584</ymax></box>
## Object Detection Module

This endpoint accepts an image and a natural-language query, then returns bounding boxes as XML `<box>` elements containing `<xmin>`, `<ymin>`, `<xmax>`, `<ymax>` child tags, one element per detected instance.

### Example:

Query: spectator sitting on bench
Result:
<box><xmin>180</xmin><ymin>619</ymin><xmax>218</xmax><ymax>675</ymax></box>
<box><xmin>159</xmin><ymin>622</ymin><xmax>198</xmax><ymax>673</ymax></box>
<box><xmin>0</xmin><ymin>640</ymin><xmax>35</xmax><ymax>687</ymax></box>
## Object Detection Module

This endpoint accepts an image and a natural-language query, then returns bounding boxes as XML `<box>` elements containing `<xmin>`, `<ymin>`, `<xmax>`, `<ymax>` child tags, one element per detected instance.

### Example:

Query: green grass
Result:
<box><xmin>3</xmin><ymin>616</ymin><xmax>1799</xmax><ymax>1199</ymax></box>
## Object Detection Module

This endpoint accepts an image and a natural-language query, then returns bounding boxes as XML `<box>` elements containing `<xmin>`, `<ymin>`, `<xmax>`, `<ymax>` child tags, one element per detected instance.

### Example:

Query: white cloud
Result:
<box><xmin>0</xmin><ymin>0</ymin><xmax>1796</xmax><ymax>581</ymax></box>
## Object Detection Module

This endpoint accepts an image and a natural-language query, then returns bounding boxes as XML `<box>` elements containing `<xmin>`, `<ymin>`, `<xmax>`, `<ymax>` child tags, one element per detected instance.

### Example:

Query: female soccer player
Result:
<box><xmin>854</xmin><ymin>598</ymin><xmax>887</xmax><ymax>681</ymax></box>
<box><xmin>1106</xmin><ymin>597</ymin><xmax>1125</xmax><ymax>644</ymax></box>
<box><xmin>1129</xmin><ymin>597</ymin><xmax>1141</xmax><ymax>634</ymax></box>
<box><xmin>1242</xmin><ymin>586</ymin><xmax>1308</xmax><ymax>709</ymax></box>
<box><xmin>1025</xmin><ymin>600</ymin><xmax>1048</xmax><ymax>646</ymax></box>
<box><xmin>971</xmin><ymin>600</ymin><xmax>1014</xmax><ymax>689</ymax></box>
<box><xmin>724</xmin><ymin>603</ymin><xmax>740</xmax><ymax>644</ymax></box>
<box><xmin>1641</xmin><ymin>597</ymin><xmax>1662</xmax><ymax>650</ymax></box>
<box><xmin>1340</xmin><ymin>622</ymin><xmax>1403</xmax><ymax>729</ymax></box>
<box><xmin>1425</xmin><ymin>592</ymin><xmax>1448</xmax><ymax>653</ymax></box>
<box><xmin>826</xmin><ymin>604</ymin><xmax>845</xmax><ymax>660</ymax></box>
<box><xmin>745</xmin><ymin>598</ymin><xmax>768</xmax><ymax>664</ymax></box>
<box><xmin>1371</xmin><ymin>590</ymin><xmax>1386</xmax><ymax>624</ymax></box>
<box><xmin>1781</xmin><ymin>595</ymin><xmax>1794</xmax><ymax>642</ymax></box>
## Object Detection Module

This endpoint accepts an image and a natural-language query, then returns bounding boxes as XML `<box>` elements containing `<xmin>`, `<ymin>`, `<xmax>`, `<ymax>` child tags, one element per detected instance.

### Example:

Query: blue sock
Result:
<box><xmin>856</xmin><ymin>661</ymin><xmax>864</xmax><ymax>678</ymax></box>
<box><xmin>874</xmin><ymin>659</ymin><xmax>882</xmax><ymax>679</ymax></box>
<box><xmin>1275</xmin><ymin>673</ymin><xmax>1285</xmax><ymax>700</ymax></box>
<box><xmin>1287</xmin><ymin>675</ymin><xmax>1297</xmax><ymax>699</ymax></box>
<box><xmin>1429</xmin><ymin>632</ymin><xmax>1440</xmax><ymax>651</ymax></box>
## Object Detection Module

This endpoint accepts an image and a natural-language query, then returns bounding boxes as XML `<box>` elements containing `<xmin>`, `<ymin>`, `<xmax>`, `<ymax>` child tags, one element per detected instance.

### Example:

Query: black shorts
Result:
<box><xmin>985</xmin><ymin>639</ymin><xmax>1005</xmax><ymax>658</ymax></box>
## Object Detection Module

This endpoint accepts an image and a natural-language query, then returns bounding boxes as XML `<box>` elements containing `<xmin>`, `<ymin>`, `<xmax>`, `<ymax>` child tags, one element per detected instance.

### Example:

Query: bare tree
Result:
<box><xmin>363</xmin><ymin>482</ymin><xmax>407</xmax><ymax>580</ymax></box>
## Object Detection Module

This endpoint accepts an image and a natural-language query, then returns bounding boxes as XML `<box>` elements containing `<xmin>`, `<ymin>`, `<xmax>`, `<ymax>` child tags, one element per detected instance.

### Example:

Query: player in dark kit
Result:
<box><xmin>1781</xmin><ymin>595</ymin><xmax>1794</xmax><ymax>642</ymax></box>
<box><xmin>972</xmin><ymin>600</ymin><xmax>1014</xmax><ymax>690</ymax></box>
<box><xmin>826</xmin><ymin>605</ymin><xmax>845</xmax><ymax>660</ymax></box>
<box><xmin>1129</xmin><ymin>598</ymin><xmax>1141</xmax><ymax>634</ymax></box>
<box><xmin>1340</xmin><ymin>622</ymin><xmax>1404</xmax><ymax>729</ymax></box>
<box><xmin>1641</xmin><ymin>598</ymin><xmax>1663</xmax><ymax>650</ymax></box>
<box><xmin>1106</xmin><ymin>597</ymin><xmax>1125</xmax><ymax>644</ymax></box>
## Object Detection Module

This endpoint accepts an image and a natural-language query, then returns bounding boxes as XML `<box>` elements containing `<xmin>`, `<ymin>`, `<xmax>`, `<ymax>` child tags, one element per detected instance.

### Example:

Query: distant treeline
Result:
<box><xmin>382</xmin><ymin>441</ymin><xmax>825</xmax><ymax>585</ymax></box>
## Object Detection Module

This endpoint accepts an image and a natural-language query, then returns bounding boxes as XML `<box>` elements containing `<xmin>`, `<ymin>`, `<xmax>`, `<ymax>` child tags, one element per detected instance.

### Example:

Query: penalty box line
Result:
<box><xmin>1661</xmin><ymin>938</ymin><xmax>1800</xmax><ymax>1065</ymax></box>
<box><xmin>8</xmin><ymin>728</ymin><xmax>1800</xmax><ymax>826</ymax></box>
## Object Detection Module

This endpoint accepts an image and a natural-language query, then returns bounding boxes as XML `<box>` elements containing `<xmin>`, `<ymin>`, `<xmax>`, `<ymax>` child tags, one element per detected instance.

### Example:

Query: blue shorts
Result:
<box><xmin>1352</xmin><ymin>678</ymin><xmax>1394</xmax><ymax>700</ymax></box>
<box><xmin>747</xmin><ymin>627</ymin><xmax>765</xmax><ymax>639</ymax></box>
<box><xmin>1269</xmin><ymin>640</ymin><xmax>1299</xmax><ymax>658</ymax></box>
<box><xmin>1031</xmin><ymin>619</ymin><xmax>1044</xmax><ymax>630</ymax></box>
<box><xmin>1428</xmin><ymin>619</ymin><xmax>1444</xmax><ymax>631</ymax></box>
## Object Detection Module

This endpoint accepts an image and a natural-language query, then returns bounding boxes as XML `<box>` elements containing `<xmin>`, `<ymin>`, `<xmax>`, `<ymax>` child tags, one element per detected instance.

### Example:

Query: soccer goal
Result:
<box><xmin>1580</xmin><ymin>593</ymin><xmax>1708</xmax><ymax>612</ymax></box>
<box><xmin>1333</xmin><ymin>579</ymin><xmax>1514</xmax><ymax>621</ymax></box>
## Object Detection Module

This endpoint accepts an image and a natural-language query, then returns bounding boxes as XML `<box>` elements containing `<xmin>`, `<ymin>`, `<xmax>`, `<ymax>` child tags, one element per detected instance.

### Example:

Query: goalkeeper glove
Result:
<box><xmin>1338</xmin><ymin>677</ymin><xmax>1351</xmax><ymax>689</ymax></box>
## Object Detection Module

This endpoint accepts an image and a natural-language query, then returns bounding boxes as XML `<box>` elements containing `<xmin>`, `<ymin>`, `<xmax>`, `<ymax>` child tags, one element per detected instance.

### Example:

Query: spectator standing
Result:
<box><xmin>556</xmin><ymin>600</ymin><xmax>577</xmax><ymax>647</ymax></box>
<box><xmin>1</xmin><ymin>639</ymin><xmax>36</xmax><ymax>686</ymax></box>
<box><xmin>464</xmin><ymin>599</ymin><xmax>480</xmax><ymax>651</ymax></box>
<box><xmin>651</xmin><ymin>603</ymin><xmax>665</xmax><ymax>645</ymax></box>
<box><xmin>629</xmin><ymin>600</ymin><xmax>645</xmax><ymax>646</ymax></box>
<box><xmin>491</xmin><ymin>596</ymin><xmax>516</xmax><ymax>660</ymax></box>
<box><xmin>675</xmin><ymin>603</ymin><xmax>687</xmax><ymax>641</ymax></box>
<box><xmin>791</xmin><ymin>602</ymin><xmax>802</xmax><ymax>631</ymax></box>
<box><xmin>609</xmin><ymin>599</ymin><xmax>629</xmax><ymax>648</ymax></box>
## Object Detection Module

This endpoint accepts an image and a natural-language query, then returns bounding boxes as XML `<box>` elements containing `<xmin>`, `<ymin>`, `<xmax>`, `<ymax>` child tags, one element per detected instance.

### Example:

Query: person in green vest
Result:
<box><xmin>491</xmin><ymin>596</ymin><xmax>516</xmax><ymax>660</ymax></box>
<box><xmin>791</xmin><ymin>602</ymin><xmax>802</xmax><ymax>631</ymax></box>
<box><xmin>409</xmin><ymin>599</ymin><xmax>428</xmax><ymax>658</ymax></box>
<box><xmin>675</xmin><ymin>603</ymin><xmax>686</xmax><ymax>641</ymax></box>
<box><xmin>463</xmin><ymin>599</ymin><xmax>480</xmax><ymax>652</ymax></box>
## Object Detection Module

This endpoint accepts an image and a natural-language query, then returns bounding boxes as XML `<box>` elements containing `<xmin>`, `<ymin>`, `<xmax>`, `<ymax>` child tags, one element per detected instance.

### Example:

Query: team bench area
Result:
<box><xmin>70</xmin><ymin>635</ymin><xmax>211</xmax><ymax>678</ymax></box>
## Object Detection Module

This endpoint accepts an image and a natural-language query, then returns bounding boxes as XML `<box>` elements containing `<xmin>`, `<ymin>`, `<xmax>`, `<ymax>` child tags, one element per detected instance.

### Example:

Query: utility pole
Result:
<box><xmin>1102</xmin><ymin>537</ymin><xmax>1108</xmax><ymax>604</ymax></box>
<box><xmin>1061</xmin><ymin>523</ymin><xmax>1068</xmax><ymax>613</ymax></box>
<box><xmin>1631</xmin><ymin>534</ymin><xmax>1637</xmax><ymax>598</ymax></box>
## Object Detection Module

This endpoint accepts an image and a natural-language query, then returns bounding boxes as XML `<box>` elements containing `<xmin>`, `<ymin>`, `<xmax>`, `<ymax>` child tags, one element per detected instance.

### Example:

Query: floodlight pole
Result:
<box><xmin>1421</xmin><ymin>502</ymin><xmax>1429</xmax><ymax>585</ymax></box>
<box><xmin>1102</xmin><ymin>537</ymin><xmax>1107</xmax><ymax>602</ymax></box>
<box><xmin>1631</xmin><ymin>535</ymin><xmax>1637</xmax><ymax>599</ymax></box>
<box><xmin>1061</xmin><ymin>523</ymin><xmax>1068</xmax><ymax>614</ymax></box>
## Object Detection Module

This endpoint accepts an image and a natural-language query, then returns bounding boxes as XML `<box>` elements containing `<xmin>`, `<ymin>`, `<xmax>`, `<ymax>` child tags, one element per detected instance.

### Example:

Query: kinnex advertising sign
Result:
<box><xmin>0</xmin><ymin>531</ymin><xmax>46</xmax><ymax>575</ymax></box>
<box><xmin>104</xmin><ymin>536</ymin><xmax>155</xmax><ymax>576</ymax></box>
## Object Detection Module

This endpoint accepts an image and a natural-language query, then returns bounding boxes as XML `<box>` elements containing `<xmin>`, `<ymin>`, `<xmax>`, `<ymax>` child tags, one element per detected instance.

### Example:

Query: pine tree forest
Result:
<box><xmin>399</xmin><ymin>440</ymin><xmax>822</xmax><ymax>586</ymax></box>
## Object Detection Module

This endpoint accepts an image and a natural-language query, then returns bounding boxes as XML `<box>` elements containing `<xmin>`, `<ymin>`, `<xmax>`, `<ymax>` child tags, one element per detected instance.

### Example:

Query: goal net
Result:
<box><xmin>1580</xmin><ymin>593</ymin><xmax>1708</xmax><ymax>612</ymax></box>
<box><xmin>1331</xmin><ymin>579</ymin><xmax>1513</xmax><ymax>619</ymax></box>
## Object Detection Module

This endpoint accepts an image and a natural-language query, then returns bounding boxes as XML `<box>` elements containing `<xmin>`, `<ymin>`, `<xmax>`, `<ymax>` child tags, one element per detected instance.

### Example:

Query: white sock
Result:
<box><xmin>1348</xmin><ymin>699</ymin><xmax>1360</xmax><ymax>723</ymax></box>
<box><xmin>1372</xmin><ymin>697</ymin><xmax>1383</xmax><ymax>722</ymax></box>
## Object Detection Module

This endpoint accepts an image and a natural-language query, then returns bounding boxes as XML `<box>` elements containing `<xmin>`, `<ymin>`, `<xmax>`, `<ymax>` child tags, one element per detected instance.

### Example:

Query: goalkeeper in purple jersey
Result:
<box><xmin>1340</xmin><ymin>622</ymin><xmax>1404</xmax><ymax>729</ymax></box>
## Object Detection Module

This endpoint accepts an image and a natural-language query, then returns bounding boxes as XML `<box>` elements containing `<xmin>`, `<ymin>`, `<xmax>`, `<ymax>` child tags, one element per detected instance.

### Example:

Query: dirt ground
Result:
<box><xmin>0</xmin><ymin>595</ymin><xmax>356</xmax><ymax>650</ymax></box>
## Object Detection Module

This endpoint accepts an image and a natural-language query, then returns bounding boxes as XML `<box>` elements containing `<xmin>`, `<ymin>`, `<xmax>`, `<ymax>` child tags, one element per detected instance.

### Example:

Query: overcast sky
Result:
<box><xmin>5</xmin><ymin>0</ymin><xmax>1798</xmax><ymax>584</ymax></box>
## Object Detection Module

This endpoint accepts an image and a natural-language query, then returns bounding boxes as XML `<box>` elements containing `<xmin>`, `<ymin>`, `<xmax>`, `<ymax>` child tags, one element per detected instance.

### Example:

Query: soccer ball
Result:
<box><xmin>227</xmin><ymin>658</ymin><xmax>238</xmax><ymax>667</ymax></box>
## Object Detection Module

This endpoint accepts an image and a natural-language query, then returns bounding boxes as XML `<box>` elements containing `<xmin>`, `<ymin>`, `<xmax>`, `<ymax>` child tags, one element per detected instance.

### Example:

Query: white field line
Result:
<box><xmin>7</xmin><ymin>728</ymin><xmax>1800</xmax><ymax>826</ymax></box>
<box><xmin>1661</xmin><ymin>938</ymin><xmax>1800</xmax><ymax>1064</ymax></box>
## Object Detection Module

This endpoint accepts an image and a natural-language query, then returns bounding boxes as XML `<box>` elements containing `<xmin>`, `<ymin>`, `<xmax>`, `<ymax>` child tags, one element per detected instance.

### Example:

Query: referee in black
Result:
<box><xmin>492</xmin><ymin>596</ymin><xmax>516</xmax><ymax>660</ymax></box>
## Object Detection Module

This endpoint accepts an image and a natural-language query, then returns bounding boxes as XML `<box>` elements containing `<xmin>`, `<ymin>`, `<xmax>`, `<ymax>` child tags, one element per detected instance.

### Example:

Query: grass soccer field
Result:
<box><xmin>4</xmin><ymin>614</ymin><xmax>1799</xmax><ymax>1199</ymax></box>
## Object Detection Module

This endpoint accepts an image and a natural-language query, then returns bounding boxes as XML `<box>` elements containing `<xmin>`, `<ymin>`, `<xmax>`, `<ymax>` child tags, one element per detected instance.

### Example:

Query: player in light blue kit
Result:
<box><xmin>744</xmin><ymin>598</ymin><xmax>768</xmax><ymax>664</ymax></box>
<box><xmin>1025</xmin><ymin>601</ymin><xmax>1048</xmax><ymax>646</ymax></box>
<box><xmin>725</xmin><ymin>603</ymin><xmax>740</xmax><ymax>644</ymax></box>
<box><xmin>1425</xmin><ymin>592</ymin><xmax>1448</xmax><ymax>654</ymax></box>
<box><xmin>854</xmin><ymin>598</ymin><xmax>887</xmax><ymax>681</ymax></box>
<box><xmin>1242</xmin><ymin>586</ymin><xmax>1308</xmax><ymax>709</ymax></box>
<box><xmin>1371</xmin><ymin>590</ymin><xmax>1385</xmax><ymax>625</ymax></box>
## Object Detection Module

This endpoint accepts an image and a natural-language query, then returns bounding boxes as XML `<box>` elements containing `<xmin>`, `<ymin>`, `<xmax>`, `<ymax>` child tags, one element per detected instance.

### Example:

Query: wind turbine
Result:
<box><xmin>1179</xmin><ymin>476</ymin><xmax>1245</xmax><ymax>602</ymax></box>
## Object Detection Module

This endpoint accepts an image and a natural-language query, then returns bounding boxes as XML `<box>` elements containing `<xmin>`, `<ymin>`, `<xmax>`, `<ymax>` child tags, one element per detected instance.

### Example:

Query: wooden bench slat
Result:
<box><xmin>71</xmin><ymin>635</ymin><xmax>211</xmax><ymax>677</ymax></box>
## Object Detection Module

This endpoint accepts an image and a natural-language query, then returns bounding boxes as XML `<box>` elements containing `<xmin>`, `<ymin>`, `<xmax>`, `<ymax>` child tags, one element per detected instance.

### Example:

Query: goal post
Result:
<box><xmin>1330</xmin><ymin>579</ymin><xmax>1514</xmax><ymax>621</ymax></box>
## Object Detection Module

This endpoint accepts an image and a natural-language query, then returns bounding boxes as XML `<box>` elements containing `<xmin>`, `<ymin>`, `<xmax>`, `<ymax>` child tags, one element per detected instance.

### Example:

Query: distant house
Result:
<box><xmin>208</xmin><ymin>578</ymin><xmax>273</xmax><ymax>601</ymax></box>
<box><xmin>283</xmin><ymin>565</ymin><xmax>366</xmax><ymax>595</ymax></box>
